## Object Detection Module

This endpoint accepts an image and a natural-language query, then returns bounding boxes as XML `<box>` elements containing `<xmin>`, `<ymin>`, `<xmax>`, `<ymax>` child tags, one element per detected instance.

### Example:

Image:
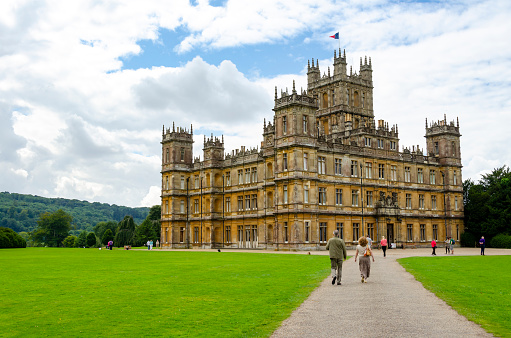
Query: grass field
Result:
<box><xmin>399</xmin><ymin>255</ymin><xmax>511</xmax><ymax>338</ymax></box>
<box><xmin>0</xmin><ymin>248</ymin><xmax>329</xmax><ymax>337</ymax></box>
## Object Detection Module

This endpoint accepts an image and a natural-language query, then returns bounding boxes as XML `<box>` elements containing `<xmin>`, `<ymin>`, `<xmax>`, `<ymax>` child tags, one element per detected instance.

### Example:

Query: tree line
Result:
<box><xmin>0</xmin><ymin>192</ymin><xmax>149</xmax><ymax>234</ymax></box>
<box><xmin>463</xmin><ymin>165</ymin><xmax>511</xmax><ymax>248</ymax></box>
<box><xmin>24</xmin><ymin>205</ymin><xmax>161</xmax><ymax>248</ymax></box>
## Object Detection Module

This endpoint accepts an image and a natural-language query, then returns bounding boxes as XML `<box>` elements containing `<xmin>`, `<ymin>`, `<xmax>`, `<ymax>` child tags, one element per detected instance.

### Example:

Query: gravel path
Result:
<box><xmin>270</xmin><ymin>248</ymin><xmax>508</xmax><ymax>338</ymax></box>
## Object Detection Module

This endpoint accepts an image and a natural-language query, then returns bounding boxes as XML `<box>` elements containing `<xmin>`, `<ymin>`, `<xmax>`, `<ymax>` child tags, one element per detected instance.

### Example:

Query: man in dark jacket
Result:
<box><xmin>326</xmin><ymin>230</ymin><xmax>347</xmax><ymax>285</ymax></box>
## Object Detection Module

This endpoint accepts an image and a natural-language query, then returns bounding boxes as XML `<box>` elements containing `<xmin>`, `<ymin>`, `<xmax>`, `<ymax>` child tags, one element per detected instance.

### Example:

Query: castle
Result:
<box><xmin>160</xmin><ymin>49</ymin><xmax>463</xmax><ymax>249</ymax></box>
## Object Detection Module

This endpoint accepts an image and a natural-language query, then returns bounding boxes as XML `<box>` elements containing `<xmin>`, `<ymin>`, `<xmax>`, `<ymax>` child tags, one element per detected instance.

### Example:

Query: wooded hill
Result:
<box><xmin>0</xmin><ymin>192</ymin><xmax>150</xmax><ymax>234</ymax></box>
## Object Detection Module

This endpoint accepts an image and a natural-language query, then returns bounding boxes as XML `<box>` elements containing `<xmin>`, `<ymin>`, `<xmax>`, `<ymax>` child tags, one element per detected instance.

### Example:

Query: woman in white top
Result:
<box><xmin>354</xmin><ymin>236</ymin><xmax>375</xmax><ymax>283</ymax></box>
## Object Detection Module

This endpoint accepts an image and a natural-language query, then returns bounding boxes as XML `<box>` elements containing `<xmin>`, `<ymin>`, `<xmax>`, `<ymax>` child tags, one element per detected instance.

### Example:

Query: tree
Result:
<box><xmin>94</xmin><ymin>221</ymin><xmax>118</xmax><ymax>241</ymax></box>
<box><xmin>133</xmin><ymin>219</ymin><xmax>157</xmax><ymax>246</ymax></box>
<box><xmin>0</xmin><ymin>227</ymin><xmax>27</xmax><ymax>248</ymax></box>
<box><xmin>31</xmin><ymin>209</ymin><xmax>73</xmax><ymax>247</ymax></box>
<box><xmin>62</xmin><ymin>235</ymin><xmax>78</xmax><ymax>248</ymax></box>
<box><xmin>86</xmin><ymin>232</ymin><xmax>97</xmax><ymax>248</ymax></box>
<box><xmin>76</xmin><ymin>230</ymin><xmax>88</xmax><ymax>248</ymax></box>
<box><xmin>464</xmin><ymin>165</ymin><xmax>511</xmax><ymax>245</ymax></box>
<box><xmin>114</xmin><ymin>215</ymin><xmax>136</xmax><ymax>247</ymax></box>
<box><xmin>101</xmin><ymin>229</ymin><xmax>114</xmax><ymax>245</ymax></box>
<box><xmin>147</xmin><ymin>205</ymin><xmax>161</xmax><ymax>243</ymax></box>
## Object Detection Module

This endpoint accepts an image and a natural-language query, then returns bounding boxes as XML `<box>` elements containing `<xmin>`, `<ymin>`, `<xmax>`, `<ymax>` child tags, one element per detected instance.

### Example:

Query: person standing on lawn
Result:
<box><xmin>326</xmin><ymin>230</ymin><xmax>347</xmax><ymax>286</ymax></box>
<box><xmin>431</xmin><ymin>239</ymin><xmax>437</xmax><ymax>255</ymax></box>
<box><xmin>479</xmin><ymin>236</ymin><xmax>486</xmax><ymax>255</ymax></box>
<box><xmin>380</xmin><ymin>236</ymin><xmax>388</xmax><ymax>258</ymax></box>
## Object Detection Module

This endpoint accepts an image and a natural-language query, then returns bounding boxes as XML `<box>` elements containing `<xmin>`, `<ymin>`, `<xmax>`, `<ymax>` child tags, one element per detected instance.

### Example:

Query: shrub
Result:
<box><xmin>62</xmin><ymin>235</ymin><xmax>78</xmax><ymax>248</ymax></box>
<box><xmin>101</xmin><ymin>229</ymin><xmax>114</xmax><ymax>245</ymax></box>
<box><xmin>490</xmin><ymin>234</ymin><xmax>511</xmax><ymax>249</ymax></box>
<box><xmin>86</xmin><ymin>232</ymin><xmax>97</xmax><ymax>248</ymax></box>
<box><xmin>0</xmin><ymin>227</ymin><xmax>27</xmax><ymax>248</ymax></box>
<box><xmin>460</xmin><ymin>232</ymin><xmax>477</xmax><ymax>247</ymax></box>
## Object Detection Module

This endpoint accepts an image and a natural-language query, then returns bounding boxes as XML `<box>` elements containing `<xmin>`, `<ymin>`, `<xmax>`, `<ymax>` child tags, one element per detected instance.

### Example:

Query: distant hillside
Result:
<box><xmin>0</xmin><ymin>192</ymin><xmax>151</xmax><ymax>233</ymax></box>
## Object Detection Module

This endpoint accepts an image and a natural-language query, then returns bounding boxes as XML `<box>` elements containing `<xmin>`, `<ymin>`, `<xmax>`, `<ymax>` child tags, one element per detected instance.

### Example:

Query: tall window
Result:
<box><xmin>367</xmin><ymin>223</ymin><xmax>374</xmax><ymax>240</ymax></box>
<box><xmin>430</xmin><ymin>170</ymin><xmax>436</xmax><ymax>184</ymax></box>
<box><xmin>180</xmin><ymin>148</ymin><xmax>185</xmax><ymax>161</ymax></box>
<box><xmin>318</xmin><ymin>156</ymin><xmax>326</xmax><ymax>174</ymax></box>
<box><xmin>165</xmin><ymin>177</ymin><xmax>169</xmax><ymax>190</ymax></box>
<box><xmin>237</xmin><ymin>196</ymin><xmax>243</xmax><ymax>211</ymax></box>
<box><xmin>390</xmin><ymin>141</ymin><xmax>396</xmax><ymax>150</ymax></box>
<box><xmin>245</xmin><ymin>168</ymin><xmax>250</xmax><ymax>183</ymax></box>
<box><xmin>303</xmin><ymin>116</ymin><xmax>308</xmax><ymax>134</ymax></box>
<box><xmin>225</xmin><ymin>172</ymin><xmax>230</xmax><ymax>186</ymax></box>
<box><xmin>283</xmin><ymin>185</ymin><xmax>288</xmax><ymax>204</ymax></box>
<box><xmin>238</xmin><ymin>170</ymin><xmax>243</xmax><ymax>185</ymax></box>
<box><xmin>452</xmin><ymin>141</ymin><xmax>456</xmax><ymax>156</ymax></box>
<box><xmin>365</xmin><ymin>137</ymin><xmax>371</xmax><ymax>147</ymax></box>
<box><xmin>453</xmin><ymin>171</ymin><xmax>458</xmax><ymax>185</ymax></box>
<box><xmin>454</xmin><ymin>196</ymin><xmax>458</xmax><ymax>210</ymax></box>
<box><xmin>377</xmin><ymin>139</ymin><xmax>384</xmax><ymax>149</ymax></box>
<box><xmin>406</xmin><ymin>194</ymin><xmax>412</xmax><ymax>209</ymax></box>
<box><xmin>320</xmin><ymin>222</ymin><xmax>327</xmax><ymax>243</ymax></box>
<box><xmin>352</xmin><ymin>190</ymin><xmax>359</xmax><ymax>206</ymax></box>
<box><xmin>319</xmin><ymin>187</ymin><xmax>326</xmax><ymax>205</ymax></box>
<box><xmin>225</xmin><ymin>197</ymin><xmax>231</xmax><ymax>212</ymax></box>
<box><xmin>335</xmin><ymin>158</ymin><xmax>342</xmax><ymax>175</ymax></box>
<box><xmin>420</xmin><ymin>224</ymin><xmax>426</xmax><ymax>241</ymax></box>
<box><xmin>434</xmin><ymin>142</ymin><xmax>439</xmax><ymax>154</ymax></box>
<box><xmin>404</xmin><ymin>167</ymin><xmax>411</xmax><ymax>182</ymax></box>
<box><xmin>180</xmin><ymin>200</ymin><xmax>184</xmax><ymax>213</ymax></box>
<box><xmin>456</xmin><ymin>225</ymin><xmax>459</xmax><ymax>241</ymax></box>
<box><xmin>336</xmin><ymin>223</ymin><xmax>344</xmax><ymax>239</ymax></box>
<box><xmin>165</xmin><ymin>149</ymin><xmax>169</xmax><ymax>163</ymax></box>
<box><xmin>431</xmin><ymin>195</ymin><xmax>437</xmax><ymax>210</ymax></box>
<box><xmin>391</xmin><ymin>165</ymin><xmax>397</xmax><ymax>181</ymax></box>
<box><xmin>180</xmin><ymin>227</ymin><xmax>185</xmax><ymax>243</ymax></box>
<box><xmin>304</xmin><ymin>221</ymin><xmax>310</xmax><ymax>242</ymax></box>
<box><xmin>284</xmin><ymin>222</ymin><xmax>289</xmax><ymax>242</ymax></box>
<box><xmin>283</xmin><ymin>116</ymin><xmax>287</xmax><ymax>134</ymax></box>
<box><xmin>193</xmin><ymin>227</ymin><xmax>199</xmax><ymax>243</ymax></box>
<box><xmin>335</xmin><ymin>189</ymin><xmax>343</xmax><ymax>206</ymax></box>
<box><xmin>303</xmin><ymin>153</ymin><xmax>308</xmax><ymax>171</ymax></box>
<box><xmin>304</xmin><ymin>185</ymin><xmax>309</xmax><ymax>203</ymax></box>
<box><xmin>251</xmin><ymin>168</ymin><xmax>257</xmax><ymax>183</ymax></box>
<box><xmin>194</xmin><ymin>199</ymin><xmax>199</xmax><ymax>213</ymax></box>
<box><xmin>352</xmin><ymin>223</ymin><xmax>360</xmax><ymax>241</ymax></box>
<box><xmin>252</xmin><ymin>194</ymin><xmax>258</xmax><ymax>210</ymax></box>
<box><xmin>378</xmin><ymin>164</ymin><xmax>385</xmax><ymax>179</ymax></box>
<box><xmin>366</xmin><ymin>162</ymin><xmax>372</xmax><ymax>178</ymax></box>
<box><xmin>351</xmin><ymin>160</ymin><xmax>358</xmax><ymax>177</ymax></box>
<box><xmin>419</xmin><ymin>194</ymin><xmax>425</xmax><ymax>210</ymax></box>
<box><xmin>407</xmin><ymin>224</ymin><xmax>413</xmax><ymax>242</ymax></box>
<box><xmin>245</xmin><ymin>195</ymin><xmax>250</xmax><ymax>210</ymax></box>
<box><xmin>195</xmin><ymin>176</ymin><xmax>199</xmax><ymax>189</ymax></box>
<box><xmin>417</xmin><ymin>168</ymin><xmax>424</xmax><ymax>183</ymax></box>
<box><xmin>433</xmin><ymin>224</ymin><xmax>438</xmax><ymax>240</ymax></box>
<box><xmin>366</xmin><ymin>191</ymin><xmax>373</xmax><ymax>207</ymax></box>
<box><xmin>283</xmin><ymin>153</ymin><xmax>288</xmax><ymax>171</ymax></box>
<box><xmin>181</xmin><ymin>176</ymin><xmax>185</xmax><ymax>189</ymax></box>
<box><xmin>225</xmin><ymin>226</ymin><xmax>231</xmax><ymax>243</ymax></box>
<box><xmin>238</xmin><ymin>226</ymin><xmax>243</xmax><ymax>243</ymax></box>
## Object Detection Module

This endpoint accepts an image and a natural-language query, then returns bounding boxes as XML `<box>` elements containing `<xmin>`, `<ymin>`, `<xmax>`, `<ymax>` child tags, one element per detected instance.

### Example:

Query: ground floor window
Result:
<box><xmin>352</xmin><ymin>223</ymin><xmax>359</xmax><ymax>242</ymax></box>
<box><xmin>420</xmin><ymin>224</ymin><xmax>425</xmax><ymax>242</ymax></box>
<box><xmin>319</xmin><ymin>222</ymin><xmax>327</xmax><ymax>243</ymax></box>
<box><xmin>456</xmin><ymin>224</ymin><xmax>459</xmax><ymax>241</ymax></box>
<box><xmin>193</xmin><ymin>227</ymin><xmax>199</xmax><ymax>243</ymax></box>
<box><xmin>432</xmin><ymin>224</ymin><xmax>438</xmax><ymax>241</ymax></box>
<box><xmin>180</xmin><ymin>227</ymin><xmax>185</xmax><ymax>243</ymax></box>
<box><xmin>284</xmin><ymin>222</ymin><xmax>288</xmax><ymax>242</ymax></box>
<box><xmin>366</xmin><ymin>223</ymin><xmax>374</xmax><ymax>240</ymax></box>
<box><xmin>238</xmin><ymin>226</ymin><xmax>243</xmax><ymax>243</ymax></box>
<box><xmin>305</xmin><ymin>221</ymin><xmax>310</xmax><ymax>242</ymax></box>
<box><xmin>407</xmin><ymin>224</ymin><xmax>413</xmax><ymax>242</ymax></box>
<box><xmin>225</xmin><ymin>226</ymin><xmax>231</xmax><ymax>243</ymax></box>
<box><xmin>336</xmin><ymin>222</ymin><xmax>343</xmax><ymax>240</ymax></box>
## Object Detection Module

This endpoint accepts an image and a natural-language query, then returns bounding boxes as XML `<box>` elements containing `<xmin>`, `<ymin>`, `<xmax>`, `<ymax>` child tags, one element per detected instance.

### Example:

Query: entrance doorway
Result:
<box><xmin>387</xmin><ymin>224</ymin><xmax>394</xmax><ymax>247</ymax></box>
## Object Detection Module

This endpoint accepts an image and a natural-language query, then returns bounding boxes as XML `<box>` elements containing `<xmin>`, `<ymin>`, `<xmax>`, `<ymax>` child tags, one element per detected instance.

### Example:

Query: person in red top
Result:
<box><xmin>380</xmin><ymin>236</ymin><xmax>388</xmax><ymax>258</ymax></box>
<box><xmin>431</xmin><ymin>239</ymin><xmax>437</xmax><ymax>255</ymax></box>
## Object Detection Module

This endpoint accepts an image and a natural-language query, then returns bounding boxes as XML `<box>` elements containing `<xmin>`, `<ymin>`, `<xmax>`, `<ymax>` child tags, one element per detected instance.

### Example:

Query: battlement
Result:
<box><xmin>426</xmin><ymin>115</ymin><xmax>460</xmax><ymax>136</ymax></box>
<box><xmin>203</xmin><ymin>133</ymin><xmax>224</xmax><ymax>149</ymax></box>
<box><xmin>274</xmin><ymin>80</ymin><xmax>316</xmax><ymax>110</ymax></box>
<box><xmin>162</xmin><ymin>122</ymin><xmax>193</xmax><ymax>142</ymax></box>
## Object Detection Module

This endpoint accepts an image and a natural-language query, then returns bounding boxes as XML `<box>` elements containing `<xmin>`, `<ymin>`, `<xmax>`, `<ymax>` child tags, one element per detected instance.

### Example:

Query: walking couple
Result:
<box><xmin>326</xmin><ymin>231</ymin><xmax>375</xmax><ymax>285</ymax></box>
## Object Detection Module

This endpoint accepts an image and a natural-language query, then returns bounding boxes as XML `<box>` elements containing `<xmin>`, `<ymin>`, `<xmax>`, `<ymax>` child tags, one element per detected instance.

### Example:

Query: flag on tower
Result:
<box><xmin>329</xmin><ymin>32</ymin><xmax>339</xmax><ymax>39</ymax></box>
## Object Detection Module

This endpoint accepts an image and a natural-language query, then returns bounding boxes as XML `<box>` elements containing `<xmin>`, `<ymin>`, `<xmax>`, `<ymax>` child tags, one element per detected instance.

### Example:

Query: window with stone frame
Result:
<box><xmin>420</xmin><ymin>224</ymin><xmax>426</xmax><ymax>242</ymax></box>
<box><xmin>320</xmin><ymin>222</ymin><xmax>327</xmax><ymax>243</ymax></box>
<box><xmin>352</xmin><ymin>223</ymin><xmax>360</xmax><ymax>242</ymax></box>
<box><xmin>378</xmin><ymin>164</ymin><xmax>385</xmax><ymax>179</ymax></box>
<box><xmin>335</xmin><ymin>158</ymin><xmax>342</xmax><ymax>175</ymax></box>
<box><xmin>431</xmin><ymin>195</ymin><xmax>437</xmax><ymax>210</ymax></box>
<box><xmin>352</xmin><ymin>190</ymin><xmax>359</xmax><ymax>206</ymax></box>
<box><xmin>319</xmin><ymin>187</ymin><xmax>326</xmax><ymax>205</ymax></box>
<box><xmin>404</xmin><ymin>167</ymin><xmax>411</xmax><ymax>182</ymax></box>
<box><xmin>335</xmin><ymin>188</ymin><xmax>342</xmax><ymax>206</ymax></box>
<box><xmin>407</xmin><ymin>224</ymin><xmax>413</xmax><ymax>242</ymax></box>
<box><xmin>419</xmin><ymin>194</ymin><xmax>425</xmax><ymax>210</ymax></box>
<box><xmin>406</xmin><ymin>194</ymin><xmax>412</xmax><ymax>209</ymax></box>
<box><xmin>430</xmin><ymin>170</ymin><xmax>436</xmax><ymax>185</ymax></box>
<box><xmin>365</xmin><ymin>162</ymin><xmax>372</xmax><ymax>178</ymax></box>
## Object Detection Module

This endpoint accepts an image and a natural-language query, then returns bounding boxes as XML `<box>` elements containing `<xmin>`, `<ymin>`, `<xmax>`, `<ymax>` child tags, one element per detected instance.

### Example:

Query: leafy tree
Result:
<box><xmin>31</xmin><ymin>209</ymin><xmax>73</xmax><ymax>247</ymax></box>
<box><xmin>101</xmin><ymin>229</ymin><xmax>114</xmax><ymax>245</ymax></box>
<box><xmin>86</xmin><ymin>232</ymin><xmax>97</xmax><ymax>247</ymax></box>
<box><xmin>133</xmin><ymin>219</ymin><xmax>157</xmax><ymax>246</ymax></box>
<box><xmin>464</xmin><ymin>165</ymin><xmax>511</xmax><ymax>244</ymax></box>
<box><xmin>62</xmin><ymin>235</ymin><xmax>78</xmax><ymax>248</ymax></box>
<box><xmin>77</xmin><ymin>231</ymin><xmax>88</xmax><ymax>248</ymax></box>
<box><xmin>114</xmin><ymin>216</ymin><xmax>136</xmax><ymax>247</ymax></box>
<box><xmin>147</xmin><ymin>205</ymin><xmax>161</xmax><ymax>221</ymax></box>
<box><xmin>94</xmin><ymin>221</ymin><xmax>118</xmax><ymax>241</ymax></box>
<box><xmin>0</xmin><ymin>227</ymin><xmax>27</xmax><ymax>248</ymax></box>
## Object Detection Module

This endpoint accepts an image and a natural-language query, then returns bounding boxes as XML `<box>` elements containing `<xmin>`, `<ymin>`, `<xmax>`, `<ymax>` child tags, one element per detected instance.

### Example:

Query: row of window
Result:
<box><xmin>364</xmin><ymin>137</ymin><xmax>397</xmax><ymax>150</ymax></box>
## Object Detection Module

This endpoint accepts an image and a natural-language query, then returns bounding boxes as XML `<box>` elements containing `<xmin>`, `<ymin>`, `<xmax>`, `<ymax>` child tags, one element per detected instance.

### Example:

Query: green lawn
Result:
<box><xmin>399</xmin><ymin>255</ymin><xmax>511</xmax><ymax>337</ymax></box>
<box><xmin>0</xmin><ymin>248</ymin><xmax>329</xmax><ymax>337</ymax></box>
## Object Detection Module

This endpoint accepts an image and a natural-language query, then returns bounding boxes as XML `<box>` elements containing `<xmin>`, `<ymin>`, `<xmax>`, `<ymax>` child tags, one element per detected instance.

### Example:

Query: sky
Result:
<box><xmin>1</xmin><ymin>0</ymin><xmax>510</xmax><ymax>208</ymax></box>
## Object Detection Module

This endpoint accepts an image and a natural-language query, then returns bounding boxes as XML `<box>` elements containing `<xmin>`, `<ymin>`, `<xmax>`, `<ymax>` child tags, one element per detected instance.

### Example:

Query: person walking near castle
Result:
<box><xmin>431</xmin><ymin>239</ymin><xmax>437</xmax><ymax>255</ymax></box>
<box><xmin>380</xmin><ymin>236</ymin><xmax>387</xmax><ymax>258</ymax></box>
<box><xmin>326</xmin><ymin>230</ymin><xmax>347</xmax><ymax>286</ymax></box>
<box><xmin>449</xmin><ymin>237</ymin><xmax>455</xmax><ymax>254</ymax></box>
<box><xmin>479</xmin><ymin>236</ymin><xmax>485</xmax><ymax>255</ymax></box>
<box><xmin>354</xmin><ymin>236</ymin><xmax>375</xmax><ymax>283</ymax></box>
<box><xmin>445</xmin><ymin>237</ymin><xmax>450</xmax><ymax>254</ymax></box>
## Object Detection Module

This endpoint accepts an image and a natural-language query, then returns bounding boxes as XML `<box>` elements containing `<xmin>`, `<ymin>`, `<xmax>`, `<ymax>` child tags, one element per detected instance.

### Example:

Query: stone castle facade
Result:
<box><xmin>160</xmin><ymin>49</ymin><xmax>463</xmax><ymax>250</ymax></box>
